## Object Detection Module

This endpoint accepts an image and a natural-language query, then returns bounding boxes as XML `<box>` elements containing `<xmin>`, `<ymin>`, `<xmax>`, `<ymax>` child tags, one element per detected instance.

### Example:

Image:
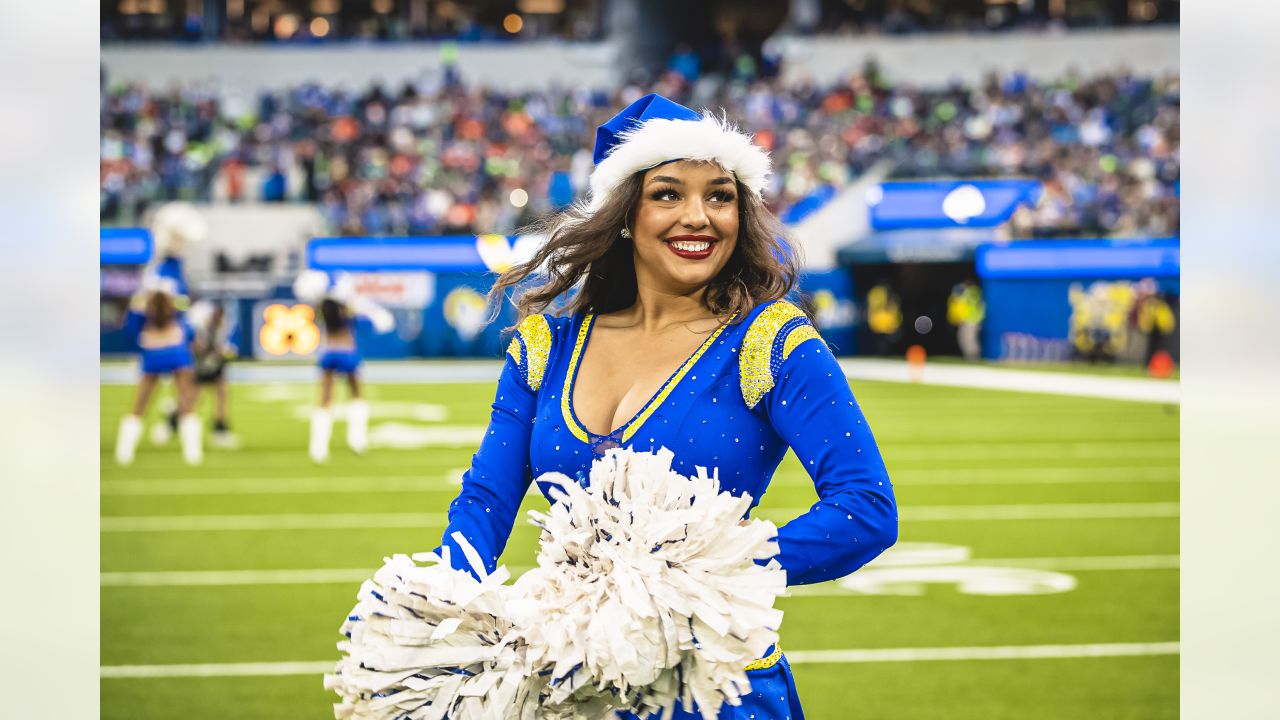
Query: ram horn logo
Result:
<box><xmin>443</xmin><ymin>287</ymin><xmax>489</xmax><ymax>343</ymax></box>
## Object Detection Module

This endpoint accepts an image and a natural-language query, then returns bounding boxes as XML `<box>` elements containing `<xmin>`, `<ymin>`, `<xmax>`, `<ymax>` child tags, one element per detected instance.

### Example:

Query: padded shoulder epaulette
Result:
<box><xmin>739</xmin><ymin>301</ymin><xmax>825</xmax><ymax>409</ymax></box>
<box><xmin>505</xmin><ymin>314</ymin><xmax>553</xmax><ymax>391</ymax></box>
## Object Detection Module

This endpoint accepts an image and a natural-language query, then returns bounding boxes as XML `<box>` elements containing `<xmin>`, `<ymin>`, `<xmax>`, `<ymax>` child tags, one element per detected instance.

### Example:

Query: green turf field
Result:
<box><xmin>100</xmin><ymin>374</ymin><xmax>1179</xmax><ymax>719</ymax></box>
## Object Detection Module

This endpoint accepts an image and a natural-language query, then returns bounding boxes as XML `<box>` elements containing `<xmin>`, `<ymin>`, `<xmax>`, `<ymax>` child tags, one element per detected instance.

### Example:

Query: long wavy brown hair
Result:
<box><xmin>490</xmin><ymin>165</ymin><xmax>800</xmax><ymax>325</ymax></box>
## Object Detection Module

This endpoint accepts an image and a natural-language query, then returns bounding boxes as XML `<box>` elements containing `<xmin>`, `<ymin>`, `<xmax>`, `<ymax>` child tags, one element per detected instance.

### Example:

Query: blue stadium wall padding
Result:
<box><xmin>798</xmin><ymin>269</ymin><xmax>858</xmax><ymax>355</ymax></box>
<box><xmin>975</xmin><ymin>238</ymin><xmax>1180</xmax><ymax>360</ymax></box>
<box><xmin>417</xmin><ymin>273</ymin><xmax>515</xmax><ymax>358</ymax></box>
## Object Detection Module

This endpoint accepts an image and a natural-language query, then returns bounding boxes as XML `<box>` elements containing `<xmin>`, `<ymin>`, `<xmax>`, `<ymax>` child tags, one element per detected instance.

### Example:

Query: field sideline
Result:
<box><xmin>100</xmin><ymin>365</ymin><xmax>1179</xmax><ymax>719</ymax></box>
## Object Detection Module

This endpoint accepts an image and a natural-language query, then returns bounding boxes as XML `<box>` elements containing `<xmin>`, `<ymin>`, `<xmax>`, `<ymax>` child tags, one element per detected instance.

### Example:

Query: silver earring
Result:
<box><xmin>620</xmin><ymin>227</ymin><xmax>632</xmax><ymax>239</ymax></box>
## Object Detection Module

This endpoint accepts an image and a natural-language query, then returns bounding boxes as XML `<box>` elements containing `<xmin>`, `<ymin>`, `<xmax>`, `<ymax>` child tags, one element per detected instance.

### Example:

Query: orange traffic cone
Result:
<box><xmin>1148</xmin><ymin>350</ymin><xmax>1174</xmax><ymax>379</ymax></box>
<box><xmin>907</xmin><ymin>344</ymin><xmax>927</xmax><ymax>383</ymax></box>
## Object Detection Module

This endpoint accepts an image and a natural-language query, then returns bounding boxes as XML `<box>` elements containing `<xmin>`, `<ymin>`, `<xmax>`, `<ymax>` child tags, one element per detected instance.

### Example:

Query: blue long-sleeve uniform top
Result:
<box><xmin>438</xmin><ymin>300</ymin><xmax>897</xmax><ymax>587</ymax></box>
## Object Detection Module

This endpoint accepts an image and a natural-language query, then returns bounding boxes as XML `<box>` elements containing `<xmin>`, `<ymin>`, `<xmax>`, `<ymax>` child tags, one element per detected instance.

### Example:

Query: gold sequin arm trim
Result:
<box><xmin>740</xmin><ymin>301</ymin><xmax>812</xmax><ymax>409</ymax></box>
<box><xmin>505</xmin><ymin>337</ymin><xmax>522</xmax><ymax>364</ymax></box>
<box><xmin>514</xmin><ymin>314</ymin><xmax>552</xmax><ymax>391</ymax></box>
<box><xmin>743</xmin><ymin>644</ymin><xmax>783</xmax><ymax>671</ymax></box>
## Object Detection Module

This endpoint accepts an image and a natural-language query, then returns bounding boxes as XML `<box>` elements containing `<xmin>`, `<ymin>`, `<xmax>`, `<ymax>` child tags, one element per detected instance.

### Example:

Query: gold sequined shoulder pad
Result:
<box><xmin>505</xmin><ymin>314</ymin><xmax>553</xmax><ymax>391</ymax></box>
<box><xmin>739</xmin><ymin>301</ymin><xmax>826</xmax><ymax>409</ymax></box>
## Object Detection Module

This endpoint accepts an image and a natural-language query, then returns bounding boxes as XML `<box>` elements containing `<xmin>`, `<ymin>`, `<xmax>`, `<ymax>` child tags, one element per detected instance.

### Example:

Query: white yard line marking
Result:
<box><xmin>100</xmin><ymin>642</ymin><xmax>1179</xmax><ymax>678</ymax></box>
<box><xmin>773</xmin><ymin>465</ymin><xmax>1178</xmax><ymax>486</ymax></box>
<box><xmin>101</xmin><ymin>362</ymin><xmax>507</xmax><ymax>386</ymax></box>
<box><xmin>102</xmin><ymin>661</ymin><xmax>336</xmax><ymax>679</ymax></box>
<box><xmin>101</xmin><ymin>476</ymin><xmax>458</xmax><ymax>496</ymax></box>
<box><xmin>101</xmin><ymin>554</ymin><xmax>1178</xmax><ymax>588</ymax></box>
<box><xmin>102</xmin><ymin>568</ymin><xmax>376</xmax><ymax>586</ymax></box>
<box><xmin>105</xmin><ymin>359</ymin><xmax>1177</xmax><ymax>404</ymax></box>
<box><xmin>879</xmin><ymin>440</ymin><xmax>1178</xmax><ymax>462</ymax></box>
<box><xmin>100</xmin><ymin>502</ymin><xmax>1178</xmax><ymax>533</ymax></box>
<box><xmin>785</xmin><ymin>641</ymin><xmax>1179</xmax><ymax>664</ymax></box>
<box><xmin>102</xmin><ymin>465</ymin><xmax>1178</xmax><ymax>496</ymax></box>
<box><xmin>906</xmin><ymin>501</ymin><xmax>1179</xmax><ymax>521</ymax></box>
<box><xmin>756</xmin><ymin>502</ymin><xmax>1179</xmax><ymax>522</ymax></box>
<box><xmin>838</xmin><ymin>358</ymin><xmax>1180</xmax><ymax>404</ymax></box>
<box><xmin>787</xmin><ymin>555</ymin><xmax>1179</xmax><ymax>597</ymax></box>
<box><xmin>101</xmin><ymin>512</ymin><xmax>449</xmax><ymax>532</ymax></box>
<box><xmin>976</xmin><ymin>554</ymin><xmax>1180</xmax><ymax>571</ymax></box>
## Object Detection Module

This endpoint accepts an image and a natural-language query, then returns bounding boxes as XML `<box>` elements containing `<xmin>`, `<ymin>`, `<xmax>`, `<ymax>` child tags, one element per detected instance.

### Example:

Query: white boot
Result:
<box><xmin>179</xmin><ymin>414</ymin><xmax>203</xmax><ymax>465</ymax></box>
<box><xmin>115</xmin><ymin>415</ymin><xmax>143</xmax><ymax>466</ymax></box>
<box><xmin>346</xmin><ymin>399</ymin><xmax>369</xmax><ymax>455</ymax></box>
<box><xmin>310</xmin><ymin>408</ymin><xmax>332</xmax><ymax>463</ymax></box>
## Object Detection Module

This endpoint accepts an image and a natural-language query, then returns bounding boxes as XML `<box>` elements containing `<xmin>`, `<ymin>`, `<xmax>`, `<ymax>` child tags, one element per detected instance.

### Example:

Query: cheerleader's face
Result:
<box><xmin>630</xmin><ymin>161</ymin><xmax>739</xmax><ymax>295</ymax></box>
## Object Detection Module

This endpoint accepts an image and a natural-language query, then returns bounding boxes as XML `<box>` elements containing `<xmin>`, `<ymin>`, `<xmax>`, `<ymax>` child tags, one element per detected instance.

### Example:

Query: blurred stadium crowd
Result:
<box><xmin>100</xmin><ymin>65</ymin><xmax>1179</xmax><ymax>240</ymax></box>
<box><xmin>102</xmin><ymin>0</ymin><xmax>1177</xmax><ymax>43</ymax></box>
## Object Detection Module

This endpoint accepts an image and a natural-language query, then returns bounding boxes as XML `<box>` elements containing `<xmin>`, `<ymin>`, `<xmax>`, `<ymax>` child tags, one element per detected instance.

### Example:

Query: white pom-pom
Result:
<box><xmin>325</xmin><ymin>533</ymin><xmax>535</xmax><ymax>720</ymax></box>
<box><xmin>520</xmin><ymin>448</ymin><xmax>785</xmax><ymax>718</ymax></box>
<box><xmin>352</xmin><ymin>297</ymin><xmax>396</xmax><ymax>334</ymax></box>
<box><xmin>330</xmin><ymin>273</ymin><xmax>358</xmax><ymax>304</ymax></box>
<box><xmin>186</xmin><ymin>299</ymin><xmax>215</xmax><ymax>329</ymax></box>
<box><xmin>150</xmin><ymin>201</ymin><xmax>207</xmax><ymax>257</ymax></box>
<box><xmin>327</xmin><ymin>449</ymin><xmax>787</xmax><ymax>720</ymax></box>
<box><xmin>293</xmin><ymin>270</ymin><xmax>331</xmax><ymax>305</ymax></box>
<box><xmin>140</xmin><ymin>270</ymin><xmax>180</xmax><ymax>297</ymax></box>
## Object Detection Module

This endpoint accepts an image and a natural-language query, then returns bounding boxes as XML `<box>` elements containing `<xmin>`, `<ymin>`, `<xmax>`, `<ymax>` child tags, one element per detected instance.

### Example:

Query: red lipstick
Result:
<box><xmin>663</xmin><ymin>234</ymin><xmax>718</xmax><ymax>260</ymax></box>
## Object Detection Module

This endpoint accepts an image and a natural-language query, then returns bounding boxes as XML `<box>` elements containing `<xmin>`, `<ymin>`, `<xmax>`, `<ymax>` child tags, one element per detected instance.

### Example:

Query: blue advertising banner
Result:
<box><xmin>307</xmin><ymin>235</ymin><xmax>540</xmax><ymax>274</ymax></box>
<box><xmin>869</xmin><ymin>179</ymin><xmax>1042</xmax><ymax>231</ymax></box>
<box><xmin>101</xmin><ymin>227</ymin><xmax>152</xmax><ymax>265</ymax></box>
<box><xmin>976</xmin><ymin>238</ymin><xmax>1180</xmax><ymax>279</ymax></box>
<box><xmin>106</xmin><ymin>237</ymin><xmax>864</xmax><ymax>361</ymax></box>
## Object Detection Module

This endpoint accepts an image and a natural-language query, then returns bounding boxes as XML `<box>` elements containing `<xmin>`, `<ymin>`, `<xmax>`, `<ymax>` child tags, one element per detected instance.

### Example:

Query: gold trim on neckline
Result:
<box><xmin>561</xmin><ymin>314</ymin><xmax>732</xmax><ymax>445</ymax></box>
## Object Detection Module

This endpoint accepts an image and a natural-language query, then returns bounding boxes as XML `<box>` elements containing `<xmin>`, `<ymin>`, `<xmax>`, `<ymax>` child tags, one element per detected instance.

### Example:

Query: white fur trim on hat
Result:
<box><xmin>588</xmin><ymin>115</ymin><xmax>771</xmax><ymax>211</ymax></box>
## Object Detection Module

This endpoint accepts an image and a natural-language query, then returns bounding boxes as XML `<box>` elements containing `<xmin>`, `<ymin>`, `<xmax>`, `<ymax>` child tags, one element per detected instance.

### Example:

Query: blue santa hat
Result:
<box><xmin>587</xmin><ymin>93</ymin><xmax>772</xmax><ymax>211</ymax></box>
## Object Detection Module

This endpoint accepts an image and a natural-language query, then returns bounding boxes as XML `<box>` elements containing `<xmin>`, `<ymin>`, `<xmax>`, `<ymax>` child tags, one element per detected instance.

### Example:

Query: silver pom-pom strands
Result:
<box><xmin>325</xmin><ymin>445</ymin><xmax>783</xmax><ymax>712</ymax></box>
<box><xmin>523</xmin><ymin>448</ymin><xmax>786</xmax><ymax>719</ymax></box>
<box><xmin>325</xmin><ymin>538</ymin><xmax>535</xmax><ymax>720</ymax></box>
<box><xmin>327</xmin><ymin>448</ymin><xmax>788</xmax><ymax>720</ymax></box>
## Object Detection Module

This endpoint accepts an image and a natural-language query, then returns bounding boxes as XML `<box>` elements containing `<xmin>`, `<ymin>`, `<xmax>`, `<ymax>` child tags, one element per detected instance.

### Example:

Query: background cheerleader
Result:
<box><xmin>114</xmin><ymin>276</ymin><xmax>202</xmax><ymax>466</ymax></box>
<box><xmin>114</xmin><ymin>202</ymin><xmax>207</xmax><ymax>466</ymax></box>
<box><xmin>157</xmin><ymin>298</ymin><xmax>241</xmax><ymax>449</ymax></box>
<box><xmin>292</xmin><ymin>270</ymin><xmax>395</xmax><ymax>463</ymax></box>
